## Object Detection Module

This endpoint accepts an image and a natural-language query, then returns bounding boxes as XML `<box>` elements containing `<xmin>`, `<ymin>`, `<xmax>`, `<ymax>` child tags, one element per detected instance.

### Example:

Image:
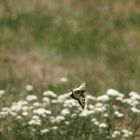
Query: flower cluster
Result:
<box><xmin>0</xmin><ymin>88</ymin><xmax>140</xmax><ymax>140</ymax></box>
<box><xmin>0</xmin><ymin>90</ymin><xmax>5</xmax><ymax>97</ymax></box>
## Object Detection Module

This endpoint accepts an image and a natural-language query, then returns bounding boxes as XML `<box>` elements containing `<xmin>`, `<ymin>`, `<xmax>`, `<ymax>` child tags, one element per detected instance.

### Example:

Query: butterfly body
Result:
<box><xmin>70</xmin><ymin>83</ymin><xmax>86</xmax><ymax>109</ymax></box>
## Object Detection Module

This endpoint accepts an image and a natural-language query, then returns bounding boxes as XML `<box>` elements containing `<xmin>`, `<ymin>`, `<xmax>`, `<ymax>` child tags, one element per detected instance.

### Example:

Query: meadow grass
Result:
<box><xmin>0</xmin><ymin>0</ymin><xmax>140</xmax><ymax>139</ymax></box>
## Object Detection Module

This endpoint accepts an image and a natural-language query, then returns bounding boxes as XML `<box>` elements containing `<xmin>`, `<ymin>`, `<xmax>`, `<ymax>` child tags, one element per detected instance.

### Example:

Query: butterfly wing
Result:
<box><xmin>77</xmin><ymin>91</ymin><xmax>85</xmax><ymax>109</ymax></box>
<box><xmin>70</xmin><ymin>89</ymin><xmax>86</xmax><ymax>109</ymax></box>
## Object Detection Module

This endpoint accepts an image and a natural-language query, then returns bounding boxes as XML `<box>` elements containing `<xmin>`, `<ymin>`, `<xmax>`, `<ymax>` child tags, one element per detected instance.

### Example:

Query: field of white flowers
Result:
<box><xmin>0</xmin><ymin>85</ymin><xmax>140</xmax><ymax>140</ymax></box>
<box><xmin>0</xmin><ymin>0</ymin><xmax>139</xmax><ymax>139</ymax></box>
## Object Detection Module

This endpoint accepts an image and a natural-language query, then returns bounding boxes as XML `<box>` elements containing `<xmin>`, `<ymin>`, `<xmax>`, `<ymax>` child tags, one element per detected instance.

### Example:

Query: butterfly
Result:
<box><xmin>69</xmin><ymin>83</ymin><xmax>86</xmax><ymax>109</ymax></box>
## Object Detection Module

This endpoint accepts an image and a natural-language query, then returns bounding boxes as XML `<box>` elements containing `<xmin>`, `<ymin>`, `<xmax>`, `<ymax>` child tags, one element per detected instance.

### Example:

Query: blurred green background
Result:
<box><xmin>0</xmin><ymin>0</ymin><xmax>140</xmax><ymax>96</ymax></box>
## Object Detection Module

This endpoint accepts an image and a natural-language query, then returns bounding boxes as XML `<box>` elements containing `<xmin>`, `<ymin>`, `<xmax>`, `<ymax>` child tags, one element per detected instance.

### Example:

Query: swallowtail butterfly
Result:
<box><xmin>70</xmin><ymin>83</ymin><xmax>86</xmax><ymax>109</ymax></box>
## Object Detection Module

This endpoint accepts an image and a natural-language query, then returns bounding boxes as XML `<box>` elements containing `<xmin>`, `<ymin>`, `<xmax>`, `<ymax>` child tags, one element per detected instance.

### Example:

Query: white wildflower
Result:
<box><xmin>63</xmin><ymin>99</ymin><xmax>78</xmax><ymax>108</ymax></box>
<box><xmin>11</xmin><ymin>104</ymin><xmax>21</xmax><ymax>112</ymax></box>
<box><xmin>94</xmin><ymin>103</ymin><xmax>107</xmax><ymax>112</ymax></box>
<box><xmin>71</xmin><ymin>113</ymin><xmax>77</xmax><ymax>118</ymax></box>
<box><xmin>53</xmin><ymin>116</ymin><xmax>65</xmax><ymax>123</ymax></box>
<box><xmin>1</xmin><ymin>107</ymin><xmax>10</xmax><ymax>112</ymax></box>
<box><xmin>124</xmin><ymin>98</ymin><xmax>139</xmax><ymax>106</ymax></box>
<box><xmin>94</xmin><ymin>121</ymin><xmax>99</xmax><ymax>126</ymax></box>
<box><xmin>11</xmin><ymin>100</ymin><xmax>28</xmax><ymax>112</ymax></box>
<box><xmin>131</xmin><ymin>107</ymin><xmax>140</xmax><ymax>113</ymax></box>
<box><xmin>91</xmin><ymin>118</ymin><xmax>97</xmax><ymax>122</ymax></box>
<box><xmin>25</xmin><ymin>84</ymin><xmax>34</xmax><ymax>91</ymax></box>
<box><xmin>88</xmin><ymin>104</ymin><xmax>94</xmax><ymax>109</ymax></box>
<box><xmin>33</xmin><ymin>102</ymin><xmax>40</xmax><ymax>107</ymax></box>
<box><xmin>94</xmin><ymin>107</ymin><xmax>106</xmax><ymax>112</ymax></box>
<box><xmin>79</xmin><ymin>109</ymin><xmax>95</xmax><ymax>117</ymax></box>
<box><xmin>26</xmin><ymin>95</ymin><xmax>37</xmax><ymax>101</ymax></box>
<box><xmin>47</xmin><ymin>116</ymin><xmax>55</xmax><ymax>123</ymax></box>
<box><xmin>106</xmin><ymin>89</ymin><xmax>124</xmax><ymax>97</ymax></box>
<box><xmin>11</xmin><ymin>111</ymin><xmax>18</xmax><ymax>116</ymax></box>
<box><xmin>103</xmin><ymin>113</ymin><xmax>109</xmax><ymax>117</ymax></box>
<box><xmin>114</xmin><ymin>111</ymin><xmax>124</xmax><ymax>118</ymax></box>
<box><xmin>60</xmin><ymin>77</ymin><xmax>68</xmax><ymax>83</ymax></box>
<box><xmin>42</xmin><ymin>97</ymin><xmax>50</xmax><ymax>105</ymax></box>
<box><xmin>40</xmin><ymin>129</ymin><xmax>49</xmax><ymax>134</ymax></box>
<box><xmin>97</xmin><ymin>95</ymin><xmax>110</xmax><ymax>102</ymax></box>
<box><xmin>129</xmin><ymin>91</ymin><xmax>140</xmax><ymax>100</ymax></box>
<box><xmin>0</xmin><ymin>107</ymin><xmax>10</xmax><ymax>118</ymax></box>
<box><xmin>112</xmin><ymin>130</ymin><xmax>121</xmax><ymax>138</ymax></box>
<box><xmin>18</xmin><ymin>100</ymin><xmax>28</xmax><ymax>106</ymax></box>
<box><xmin>43</xmin><ymin>90</ymin><xmax>57</xmax><ymax>98</ymax></box>
<box><xmin>51</xmin><ymin>126</ymin><xmax>58</xmax><ymax>130</ymax></box>
<box><xmin>122</xmin><ymin>129</ymin><xmax>133</xmax><ymax>138</ymax></box>
<box><xmin>29</xmin><ymin>116</ymin><xmax>41</xmax><ymax>126</ymax></box>
<box><xmin>51</xmin><ymin>99</ymin><xmax>61</xmax><ymax>104</ymax></box>
<box><xmin>87</xmin><ymin>95</ymin><xmax>96</xmax><ymax>100</ymax></box>
<box><xmin>61</xmin><ymin>108</ymin><xmax>70</xmax><ymax>116</ymax></box>
<box><xmin>95</xmin><ymin>103</ymin><xmax>104</xmax><ymax>108</ymax></box>
<box><xmin>33</xmin><ymin>108</ymin><xmax>51</xmax><ymax>117</ymax></box>
<box><xmin>32</xmin><ymin>115</ymin><xmax>40</xmax><ymax>120</ymax></box>
<box><xmin>22</xmin><ymin>106</ymin><xmax>29</xmax><ymax>112</ymax></box>
<box><xmin>116</xmin><ymin>96</ymin><xmax>124</xmax><ymax>102</ymax></box>
<box><xmin>64</xmin><ymin>121</ymin><xmax>70</xmax><ymax>125</ymax></box>
<box><xmin>16</xmin><ymin>115</ymin><xmax>22</xmax><ymax>120</ymax></box>
<box><xmin>22</xmin><ymin>111</ymin><xmax>28</xmax><ymax>116</ymax></box>
<box><xmin>28</xmin><ymin>115</ymin><xmax>41</xmax><ymax>126</ymax></box>
<box><xmin>99</xmin><ymin>123</ymin><xmax>107</xmax><ymax>128</ymax></box>
<box><xmin>58</xmin><ymin>93</ymin><xmax>69</xmax><ymax>103</ymax></box>
<box><xmin>0</xmin><ymin>90</ymin><xmax>5</xmax><ymax>97</ymax></box>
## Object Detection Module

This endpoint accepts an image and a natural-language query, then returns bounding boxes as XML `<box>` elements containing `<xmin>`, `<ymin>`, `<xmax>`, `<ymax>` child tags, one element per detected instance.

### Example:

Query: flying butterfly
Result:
<box><xmin>69</xmin><ymin>83</ymin><xmax>86</xmax><ymax>109</ymax></box>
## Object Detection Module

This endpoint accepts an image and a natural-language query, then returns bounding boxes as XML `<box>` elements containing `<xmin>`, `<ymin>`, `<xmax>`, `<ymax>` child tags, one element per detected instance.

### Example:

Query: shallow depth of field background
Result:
<box><xmin>0</xmin><ymin>0</ymin><xmax>140</xmax><ymax>139</ymax></box>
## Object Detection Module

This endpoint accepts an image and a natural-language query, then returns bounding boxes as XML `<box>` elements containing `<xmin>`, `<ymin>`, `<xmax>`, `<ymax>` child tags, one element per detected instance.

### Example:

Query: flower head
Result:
<box><xmin>0</xmin><ymin>90</ymin><xmax>5</xmax><ymax>97</ymax></box>
<box><xmin>28</xmin><ymin>115</ymin><xmax>41</xmax><ymax>126</ymax></box>
<box><xmin>97</xmin><ymin>95</ymin><xmax>110</xmax><ymax>102</ymax></box>
<box><xmin>129</xmin><ymin>92</ymin><xmax>140</xmax><ymax>100</ymax></box>
<box><xmin>25</xmin><ymin>85</ymin><xmax>34</xmax><ymax>91</ymax></box>
<box><xmin>33</xmin><ymin>108</ymin><xmax>51</xmax><ymax>117</ymax></box>
<box><xmin>43</xmin><ymin>90</ymin><xmax>57</xmax><ymax>98</ymax></box>
<box><xmin>26</xmin><ymin>95</ymin><xmax>37</xmax><ymax>102</ymax></box>
<box><xmin>60</xmin><ymin>77</ymin><xmax>68</xmax><ymax>83</ymax></box>
<box><xmin>107</xmin><ymin>89</ymin><xmax>124</xmax><ymax>97</ymax></box>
